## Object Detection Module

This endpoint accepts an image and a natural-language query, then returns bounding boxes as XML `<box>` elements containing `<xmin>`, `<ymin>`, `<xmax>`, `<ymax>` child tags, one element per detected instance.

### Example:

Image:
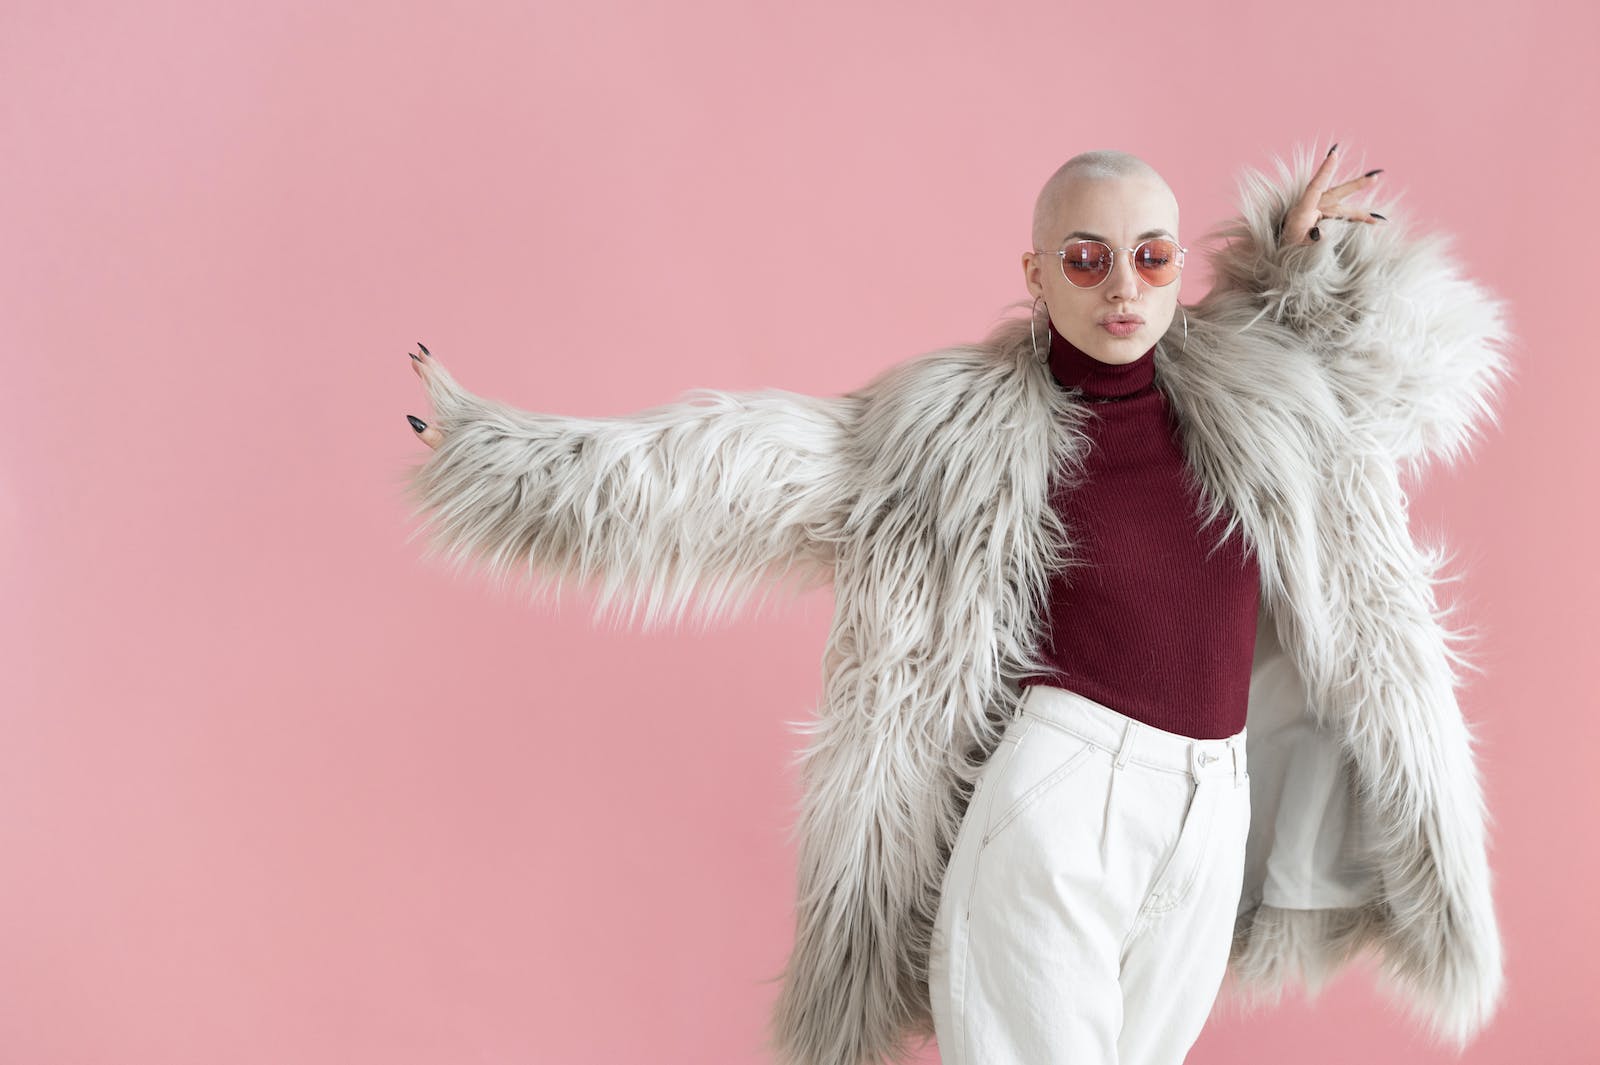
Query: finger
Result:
<box><xmin>406</xmin><ymin>413</ymin><xmax>444</xmax><ymax>450</ymax></box>
<box><xmin>1291</xmin><ymin>142</ymin><xmax>1342</xmax><ymax>216</ymax></box>
<box><xmin>1317</xmin><ymin>206</ymin><xmax>1388</xmax><ymax>224</ymax></box>
<box><xmin>1327</xmin><ymin>168</ymin><xmax>1383</xmax><ymax>200</ymax></box>
<box><xmin>409</xmin><ymin>343</ymin><xmax>443</xmax><ymax>388</ymax></box>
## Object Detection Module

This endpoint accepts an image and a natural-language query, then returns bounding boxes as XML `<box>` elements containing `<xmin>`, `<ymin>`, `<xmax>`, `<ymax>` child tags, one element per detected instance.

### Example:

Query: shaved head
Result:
<box><xmin>1031</xmin><ymin>150</ymin><xmax>1177</xmax><ymax>252</ymax></box>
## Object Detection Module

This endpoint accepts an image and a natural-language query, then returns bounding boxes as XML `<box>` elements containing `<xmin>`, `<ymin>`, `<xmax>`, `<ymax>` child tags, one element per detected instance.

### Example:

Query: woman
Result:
<box><xmin>401</xmin><ymin>141</ymin><xmax>1510</xmax><ymax>1065</ymax></box>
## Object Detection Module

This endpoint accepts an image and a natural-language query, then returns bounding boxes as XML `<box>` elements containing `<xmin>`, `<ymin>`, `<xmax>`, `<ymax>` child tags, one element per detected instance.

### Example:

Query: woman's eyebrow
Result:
<box><xmin>1061</xmin><ymin>228</ymin><xmax>1175</xmax><ymax>242</ymax></box>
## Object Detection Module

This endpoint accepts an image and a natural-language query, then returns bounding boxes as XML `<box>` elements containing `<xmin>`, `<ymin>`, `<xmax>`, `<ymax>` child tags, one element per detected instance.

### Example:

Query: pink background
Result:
<box><xmin>3</xmin><ymin>1</ymin><xmax>1593</xmax><ymax>1062</ymax></box>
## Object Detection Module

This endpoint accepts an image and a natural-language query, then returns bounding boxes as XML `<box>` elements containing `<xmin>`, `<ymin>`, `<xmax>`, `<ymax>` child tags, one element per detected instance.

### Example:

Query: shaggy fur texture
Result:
<box><xmin>402</xmin><ymin>145</ymin><xmax>1512</xmax><ymax>1064</ymax></box>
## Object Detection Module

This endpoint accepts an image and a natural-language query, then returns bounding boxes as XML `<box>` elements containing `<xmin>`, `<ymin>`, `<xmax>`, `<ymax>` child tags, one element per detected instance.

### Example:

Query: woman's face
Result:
<box><xmin>1022</xmin><ymin>175</ymin><xmax>1182</xmax><ymax>365</ymax></box>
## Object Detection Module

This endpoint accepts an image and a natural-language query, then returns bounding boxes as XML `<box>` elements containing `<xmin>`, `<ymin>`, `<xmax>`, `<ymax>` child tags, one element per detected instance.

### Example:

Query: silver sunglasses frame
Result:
<box><xmin>1034</xmin><ymin>237</ymin><xmax>1188</xmax><ymax>289</ymax></box>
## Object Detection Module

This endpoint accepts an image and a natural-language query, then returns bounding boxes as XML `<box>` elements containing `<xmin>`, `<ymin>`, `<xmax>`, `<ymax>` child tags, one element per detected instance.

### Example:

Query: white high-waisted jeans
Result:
<box><xmin>929</xmin><ymin>683</ymin><xmax>1250</xmax><ymax>1065</ymax></box>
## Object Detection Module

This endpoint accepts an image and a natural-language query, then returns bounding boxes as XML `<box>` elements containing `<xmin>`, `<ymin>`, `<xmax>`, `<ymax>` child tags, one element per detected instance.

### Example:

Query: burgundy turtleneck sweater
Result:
<box><xmin>1020</xmin><ymin>328</ymin><xmax>1262</xmax><ymax>740</ymax></box>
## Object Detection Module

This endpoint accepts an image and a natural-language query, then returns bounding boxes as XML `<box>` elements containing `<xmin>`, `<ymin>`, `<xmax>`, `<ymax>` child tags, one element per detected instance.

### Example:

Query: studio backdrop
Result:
<box><xmin>3</xmin><ymin>2</ymin><xmax>1591</xmax><ymax>1063</ymax></box>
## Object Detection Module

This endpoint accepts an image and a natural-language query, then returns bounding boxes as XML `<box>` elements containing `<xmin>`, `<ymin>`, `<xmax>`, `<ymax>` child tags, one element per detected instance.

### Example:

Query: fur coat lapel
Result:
<box><xmin>404</xmin><ymin>148</ymin><xmax>1512</xmax><ymax>1065</ymax></box>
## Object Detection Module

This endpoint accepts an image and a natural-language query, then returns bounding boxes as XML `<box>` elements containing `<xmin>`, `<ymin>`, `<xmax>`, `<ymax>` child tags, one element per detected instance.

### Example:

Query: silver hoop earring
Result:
<box><xmin>1030</xmin><ymin>295</ymin><xmax>1051</xmax><ymax>364</ymax></box>
<box><xmin>1162</xmin><ymin>304</ymin><xmax>1190</xmax><ymax>358</ymax></box>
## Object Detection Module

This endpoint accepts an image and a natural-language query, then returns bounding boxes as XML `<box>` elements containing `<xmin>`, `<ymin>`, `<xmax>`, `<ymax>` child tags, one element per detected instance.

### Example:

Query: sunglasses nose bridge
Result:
<box><xmin>1102</xmin><ymin>246</ymin><xmax>1143</xmax><ymax>293</ymax></box>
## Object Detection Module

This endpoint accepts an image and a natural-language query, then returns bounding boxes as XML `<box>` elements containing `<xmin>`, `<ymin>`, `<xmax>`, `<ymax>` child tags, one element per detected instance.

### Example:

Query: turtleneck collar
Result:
<box><xmin>1048</xmin><ymin>327</ymin><xmax>1158</xmax><ymax>401</ymax></box>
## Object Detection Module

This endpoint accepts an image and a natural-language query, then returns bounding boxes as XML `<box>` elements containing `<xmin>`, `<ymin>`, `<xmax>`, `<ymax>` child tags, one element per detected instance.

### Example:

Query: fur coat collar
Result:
<box><xmin>405</xmin><ymin>148</ymin><xmax>1514</xmax><ymax>1065</ymax></box>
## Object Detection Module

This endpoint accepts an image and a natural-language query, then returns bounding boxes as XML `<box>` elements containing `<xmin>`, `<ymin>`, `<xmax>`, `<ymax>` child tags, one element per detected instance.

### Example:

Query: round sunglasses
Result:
<box><xmin>1035</xmin><ymin>237</ymin><xmax>1187</xmax><ymax>289</ymax></box>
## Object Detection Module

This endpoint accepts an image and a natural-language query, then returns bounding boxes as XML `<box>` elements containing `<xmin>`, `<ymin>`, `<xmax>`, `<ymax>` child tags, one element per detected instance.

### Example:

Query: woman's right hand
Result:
<box><xmin>406</xmin><ymin>342</ymin><xmax>446</xmax><ymax>450</ymax></box>
<box><xmin>1279</xmin><ymin>141</ymin><xmax>1386</xmax><ymax>247</ymax></box>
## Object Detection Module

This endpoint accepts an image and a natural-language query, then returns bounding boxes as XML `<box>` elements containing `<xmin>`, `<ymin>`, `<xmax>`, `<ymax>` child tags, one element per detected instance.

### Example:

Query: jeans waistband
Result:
<box><xmin>1019</xmin><ymin>684</ymin><xmax>1247</xmax><ymax>784</ymax></box>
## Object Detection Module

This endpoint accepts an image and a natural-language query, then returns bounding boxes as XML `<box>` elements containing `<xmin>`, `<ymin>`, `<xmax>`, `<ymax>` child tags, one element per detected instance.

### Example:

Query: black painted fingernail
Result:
<box><xmin>1364</xmin><ymin>168</ymin><xmax>1384</xmax><ymax>177</ymax></box>
<box><xmin>1309</xmin><ymin>226</ymin><xmax>1321</xmax><ymax>241</ymax></box>
<box><xmin>1370</xmin><ymin>212</ymin><xmax>1387</xmax><ymax>221</ymax></box>
<box><xmin>409</xmin><ymin>352</ymin><xmax>420</xmax><ymax>362</ymax></box>
<box><xmin>418</xmin><ymin>342</ymin><xmax>430</xmax><ymax>357</ymax></box>
<box><xmin>1327</xmin><ymin>143</ymin><xmax>1338</xmax><ymax>157</ymax></box>
<box><xmin>407</xmin><ymin>414</ymin><xmax>428</xmax><ymax>433</ymax></box>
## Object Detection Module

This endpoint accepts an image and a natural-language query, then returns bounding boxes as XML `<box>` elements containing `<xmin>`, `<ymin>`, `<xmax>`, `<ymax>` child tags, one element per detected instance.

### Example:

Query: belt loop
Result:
<box><xmin>1231</xmin><ymin>739</ymin><xmax>1243</xmax><ymax>787</ymax></box>
<box><xmin>1114</xmin><ymin>718</ymin><xmax>1137</xmax><ymax>770</ymax></box>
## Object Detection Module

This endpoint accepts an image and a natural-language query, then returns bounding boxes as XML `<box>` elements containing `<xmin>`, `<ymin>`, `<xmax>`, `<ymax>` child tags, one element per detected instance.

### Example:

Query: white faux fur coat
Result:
<box><xmin>402</xmin><ymin>146</ymin><xmax>1513</xmax><ymax>1065</ymax></box>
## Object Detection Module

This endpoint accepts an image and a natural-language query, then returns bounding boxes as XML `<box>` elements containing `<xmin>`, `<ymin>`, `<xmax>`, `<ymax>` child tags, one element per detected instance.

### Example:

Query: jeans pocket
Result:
<box><xmin>978</xmin><ymin>719</ymin><xmax>1098</xmax><ymax>850</ymax></box>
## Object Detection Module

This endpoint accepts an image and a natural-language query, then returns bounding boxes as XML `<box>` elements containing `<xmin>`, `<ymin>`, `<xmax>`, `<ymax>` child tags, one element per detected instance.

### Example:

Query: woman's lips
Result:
<box><xmin>1100</xmin><ymin>320</ymin><xmax>1142</xmax><ymax>338</ymax></box>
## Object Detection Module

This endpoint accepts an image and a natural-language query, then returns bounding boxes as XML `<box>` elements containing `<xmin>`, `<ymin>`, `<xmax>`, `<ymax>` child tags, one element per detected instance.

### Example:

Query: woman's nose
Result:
<box><xmin>1106</xmin><ymin>249</ymin><xmax>1141</xmax><ymax>300</ymax></box>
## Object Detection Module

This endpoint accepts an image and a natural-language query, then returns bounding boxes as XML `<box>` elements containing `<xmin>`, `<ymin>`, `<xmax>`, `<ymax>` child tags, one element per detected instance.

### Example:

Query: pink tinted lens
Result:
<box><xmin>1060</xmin><ymin>240</ymin><xmax>1113</xmax><ymax>287</ymax></box>
<box><xmin>1134</xmin><ymin>239</ymin><xmax>1182</xmax><ymax>286</ymax></box>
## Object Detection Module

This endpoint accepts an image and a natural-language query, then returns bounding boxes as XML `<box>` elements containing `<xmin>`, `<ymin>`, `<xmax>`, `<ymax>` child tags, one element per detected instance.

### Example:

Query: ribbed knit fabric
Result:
<box><xmin>1020</xmin><ymin>327</ymin><xmax>1262</xmax><ymax>740</ymax></box>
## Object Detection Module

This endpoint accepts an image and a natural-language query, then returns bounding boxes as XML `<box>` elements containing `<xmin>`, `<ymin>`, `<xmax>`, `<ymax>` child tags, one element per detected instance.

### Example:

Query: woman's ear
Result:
<box><xmin>1020</xmin><ymin>251</ymin><xmax>1043</xmax><ymax>299</ymax></box>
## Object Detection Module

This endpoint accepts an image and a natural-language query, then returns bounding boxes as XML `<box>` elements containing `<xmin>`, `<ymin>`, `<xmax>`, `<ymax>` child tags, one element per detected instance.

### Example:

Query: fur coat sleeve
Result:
<box><xmin>1202</xmin><ymin>144</ymin><xmax>1516</xmax><ymax>482</ymax></box>
<box><xmin>403</xmin><ymin>355</ymin><xmax>863</xmax><ymax>629</ymax></box>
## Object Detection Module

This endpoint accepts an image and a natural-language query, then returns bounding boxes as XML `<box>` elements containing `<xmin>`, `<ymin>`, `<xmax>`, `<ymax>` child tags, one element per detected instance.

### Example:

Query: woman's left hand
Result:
<box><xmin>1279</xmin><ymin>143</ymin><xmax>1388</xmax><ymax>247</ymax></box>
